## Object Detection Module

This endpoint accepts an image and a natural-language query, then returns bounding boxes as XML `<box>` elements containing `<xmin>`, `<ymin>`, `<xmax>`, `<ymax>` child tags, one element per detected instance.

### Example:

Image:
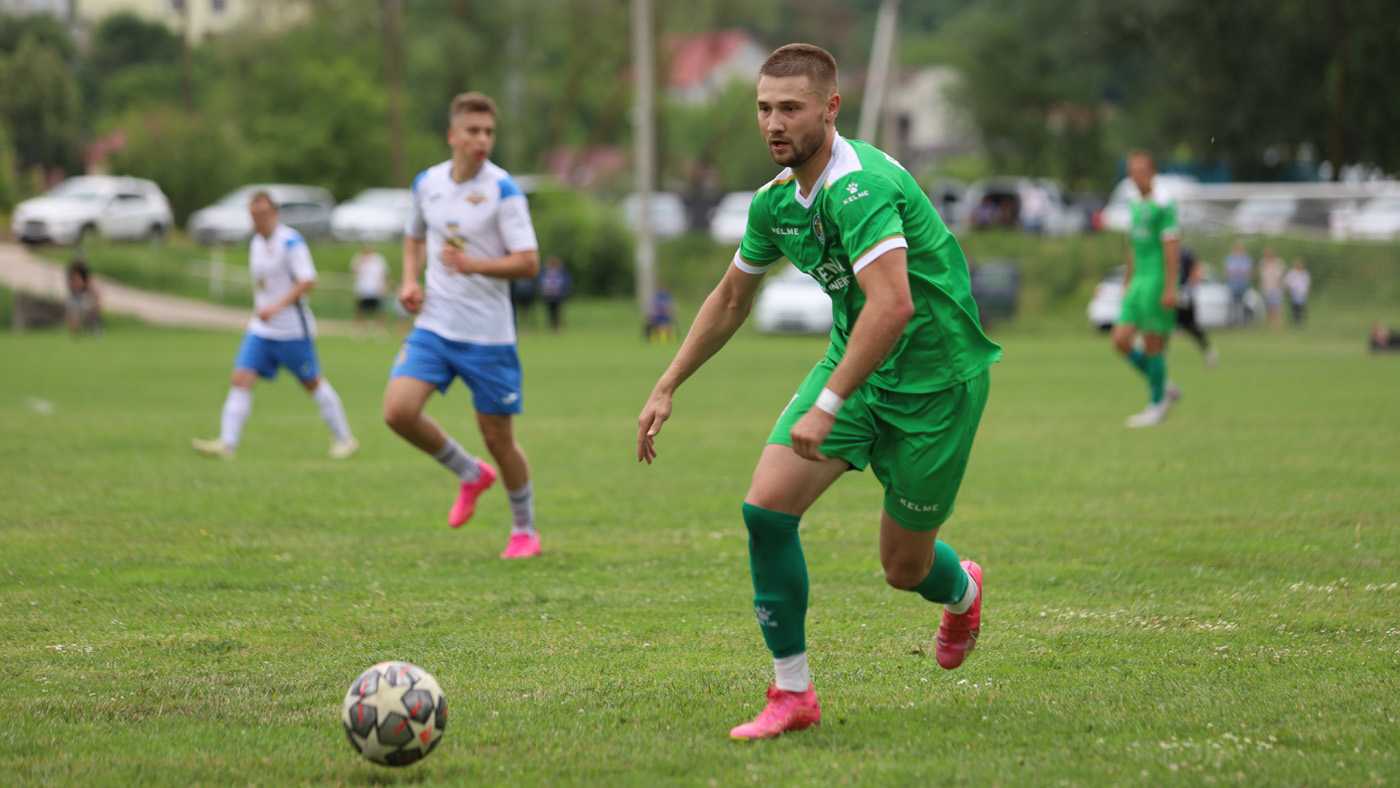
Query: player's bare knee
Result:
<box><xmin>382</xmin><ymin>401</ymin><xmax>415</xmax><ymax>433</ymax></box>
<box><xmin>230</xmin><ymin>370</ymin><xmax>255</xmax><ymax>389</ymax></box>
<box><xmin>883</xmin><ymin>560</ymin><xmax>928</xmax><ymax>590</ymax></box>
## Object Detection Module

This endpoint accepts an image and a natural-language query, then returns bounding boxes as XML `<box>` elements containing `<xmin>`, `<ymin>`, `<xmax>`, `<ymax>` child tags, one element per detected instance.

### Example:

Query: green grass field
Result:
<box><xmin>2</xmin><ymin>303</ymin><xmax>1398</xmax><ymax>785</ymax></box>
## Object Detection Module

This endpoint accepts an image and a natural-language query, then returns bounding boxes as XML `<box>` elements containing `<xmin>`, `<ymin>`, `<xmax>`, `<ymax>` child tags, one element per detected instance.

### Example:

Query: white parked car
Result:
<box><xmin>188</xmin><ymin>184</ymin><xmax>335</xmax><ymax>245</ymax></box>
<box><xmin>331</xmin><ymin>188</ymin><xmax>413</xmax><ymax>242</ymax></box>
<box><xmin>753</xmin><ymin>265</ymin><xmax>833</xmax><ymax>335</ymax></box>
<box><xmin>11</xmin><ymin>176</ymin><xmax>173</xmax><ymax>245</ymax></box>
<box><xmin>1230</xmin><ymin>196</ymin><xmax>1298</xmax><ymax>235</ymax></box>
<box><xmin>1087</xmin><ymin>266</ymin><xmax>1235</xmax><ymax>331</ymax></box>
<box><xmin>1334</xmin><ymin>195</ymin><xmax>1400</xmax><ymax>241</ymax></box>
<box><xmin>621</xmin><ymin>192</ymin><xmax>688</xmax><ymax>239</ymax></box>
<box><xmin>709</xmin><ymin>191</ymin><xmax>754</xmax><ymax>244</ymax></box>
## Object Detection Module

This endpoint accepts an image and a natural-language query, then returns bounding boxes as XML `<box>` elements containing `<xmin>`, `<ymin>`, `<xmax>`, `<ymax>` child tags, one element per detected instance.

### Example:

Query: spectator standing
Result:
<box><xmin>539</xmin><ymin>256</ymin><xmax>571</xmax><ymax>332</ymax></box>
<box><xmin>351</xmin><ymin>244</ymin><xmax>389</xmax><ymax>327</ymax></box>
<box><xmin>645</xmin><ymin>287</ymin><xmax>675</xmax><ymax>343</ymax></box>
<box><xmin>1224</xmin><ymin>241</ymin><xmax>1253</xmax><ymax>325</ymax></box>
<box><xmin>1283</xmin><ymin>258</ymin><xmax>1311</xmax><ymax>327</ymax></box>
<box><xmin>1258</xmin><ymin>248</ymin><xmax>1285</xmax><ymax>328</ymax></box>
<box><xmin>511</xmin><ymin>275</ymin><xmax>538</xmax><ymax>328</ymax></box>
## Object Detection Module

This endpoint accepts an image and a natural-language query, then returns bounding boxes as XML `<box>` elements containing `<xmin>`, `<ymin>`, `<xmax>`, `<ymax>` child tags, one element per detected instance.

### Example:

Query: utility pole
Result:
<box><xmin>631</xmin><ymin>0</ymin><xmax>657</xmax><ymax>317</ymax></box>
<box><xmin>382</xmin><ymin>0</ymin><xmax>406</xmax><ymax>185</ymax></box>
<box><xmin>177</xmin><ymin>0</ymin><xmax>193</xmax><ymax>112</ymax></box>
<box><xmin>858</xmin><ymin>0</ymin><xmax>899</xmax><ymax>144</ymax></box>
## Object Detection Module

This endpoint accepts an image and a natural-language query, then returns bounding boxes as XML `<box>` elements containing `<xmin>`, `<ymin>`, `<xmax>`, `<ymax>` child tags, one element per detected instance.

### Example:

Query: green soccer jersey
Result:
<box><xmin>737</xmin><ymin>134</ymin><xmax>1000</xmax><ymax>393</ymax></box>
<box><xmin>1128</xmin><ymin>189</ymin><xmax>1181</xmax><ymax>288</ymax></box>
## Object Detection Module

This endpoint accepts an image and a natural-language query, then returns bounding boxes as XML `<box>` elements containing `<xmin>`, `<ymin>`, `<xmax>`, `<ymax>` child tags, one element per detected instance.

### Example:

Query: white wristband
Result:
<box><xmin>814</xmin><ymin>387</ymin><xmax>844</xmax><ymax>416</ymax></box>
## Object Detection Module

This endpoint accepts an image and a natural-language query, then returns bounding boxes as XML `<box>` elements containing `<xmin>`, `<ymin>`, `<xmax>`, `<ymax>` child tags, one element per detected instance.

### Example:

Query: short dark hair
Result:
<box><xmin>759</xmin><ymin>43</ymin><xmax>838</xmax><ymax>95</ymax></box>
<box><xmin>67</xmin><ymin>259</ymin><xmax>90</xmax><ymax>282</ymax></box>
<box><xmin>450</xmin><ymin>91</ymin><xmax>498</xmax><ymax>121</ymax></box>
<box><xmin>249</xmin><ymin>190</ymin><xmax>278</xmax><ymax>210</ymax></box>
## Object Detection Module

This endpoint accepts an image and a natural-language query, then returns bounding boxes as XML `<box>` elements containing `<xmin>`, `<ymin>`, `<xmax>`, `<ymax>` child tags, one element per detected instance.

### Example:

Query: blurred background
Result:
<box><xmin>1</xmin><ymin>0</ymin><xmax>1397</xmax><ymax>333</ymax></box>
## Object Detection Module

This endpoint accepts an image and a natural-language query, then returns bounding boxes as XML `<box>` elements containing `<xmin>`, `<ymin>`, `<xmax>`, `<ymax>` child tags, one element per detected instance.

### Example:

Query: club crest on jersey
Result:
<box><xmin>811</xmin><ymin>214</ymin><xmax>825</xmax><ymax>244</ymax></box>
<box><xmin>466</xmin><ymin>192</ymin><xmax>486</xmax><ymax>205</ymax></box>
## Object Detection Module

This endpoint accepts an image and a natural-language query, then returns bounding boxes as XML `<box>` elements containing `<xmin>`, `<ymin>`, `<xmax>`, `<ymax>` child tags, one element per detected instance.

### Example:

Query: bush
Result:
<box><xmin>529</xmin><ymin>186</ymin><xmax>634</xmax><ymax>296</ymax></box>
<box><xmin>104</xmin><ymin>106</ymin><xmax>250</xmax><ymax>225</ymax></box>
<box><xmin>0</xmin><ymin>124</ymin><xmax>18</xmax><ymax>211</ymax></box>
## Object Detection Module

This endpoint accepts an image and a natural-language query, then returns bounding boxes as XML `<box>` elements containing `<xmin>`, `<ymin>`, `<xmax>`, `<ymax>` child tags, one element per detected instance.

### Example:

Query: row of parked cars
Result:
<box><xmin>9</xmin><ymin>176</ymin><xmax>416</xmax><ymax>246</ymax></box>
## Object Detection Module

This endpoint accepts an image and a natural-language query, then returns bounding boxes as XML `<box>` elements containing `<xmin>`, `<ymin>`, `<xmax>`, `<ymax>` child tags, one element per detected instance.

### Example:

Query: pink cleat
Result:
<box><xmin>448</xmin><ymin>461</ymin><xmax>497</xmax><ymax>528</ymax></box>
<box><xmin>729</xmin><ymin>684</ymin><xmax>821</xmax><ymax>741</ymax></box>
<box><xmin>500</xmin><ymin>531</ymin><xmax>541</xmax><ymax>560</ymax></box>
<box><xmin>936</xmin><ymin>560</ymin><xmax>982</xmax><ymax>670</ymax></box>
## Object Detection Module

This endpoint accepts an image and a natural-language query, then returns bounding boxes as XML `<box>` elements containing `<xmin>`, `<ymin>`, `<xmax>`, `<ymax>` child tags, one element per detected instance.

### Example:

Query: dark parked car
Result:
<box><xmin>969</xmin><ymin>259</ymin><xmax>1019</xmax><ymax>326</ymax></box>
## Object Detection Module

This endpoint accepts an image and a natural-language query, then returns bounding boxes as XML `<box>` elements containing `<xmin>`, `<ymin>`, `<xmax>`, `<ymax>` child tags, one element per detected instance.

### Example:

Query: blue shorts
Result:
<box><xmin>390</xmin><ymin>328</ymin><xmax>523</xmax><ymax>415</ymax></box>
<box><xmin>234</xmin><ymin>333</ymin><xmax>320</xmax><ymax>383</ymax></box>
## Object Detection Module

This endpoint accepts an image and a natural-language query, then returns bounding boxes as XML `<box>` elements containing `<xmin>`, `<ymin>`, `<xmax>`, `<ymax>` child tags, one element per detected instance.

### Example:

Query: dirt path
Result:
<box><xmin>0</xmin><ymin>242</ymin><xmax>354</xmax><ymax>334</ymax></box>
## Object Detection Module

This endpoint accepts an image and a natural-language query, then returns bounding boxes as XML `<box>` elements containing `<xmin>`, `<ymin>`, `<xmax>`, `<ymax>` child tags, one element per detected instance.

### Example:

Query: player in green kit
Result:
<box><xmin>635</xmin><ymin>44</ymin><xmax>1001</xmax><ymax>740</ymax></box>
<box><xmin>1112</xmin><ymin>151</ymin><xmax>1182</xmax><ymax>428</ymax></box>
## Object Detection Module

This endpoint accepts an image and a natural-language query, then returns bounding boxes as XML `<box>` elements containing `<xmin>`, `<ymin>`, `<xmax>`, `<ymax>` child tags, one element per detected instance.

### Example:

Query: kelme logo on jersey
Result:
<box><xmin>466</xmin><ymin>192</ymin><xmax>486</xmax><ymax>205</ymax></box>
<box><xmin>842</xmin><ymin>181</ymin><xmax>870</xmax><ymax>205</ymax></box>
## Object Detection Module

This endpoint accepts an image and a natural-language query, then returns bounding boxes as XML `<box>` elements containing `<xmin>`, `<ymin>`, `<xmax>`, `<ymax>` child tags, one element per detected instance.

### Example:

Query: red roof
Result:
<box><xmin>668</xmin><ymin>30</ymin><xmax>756</xmax><ymax>89</ymax></box>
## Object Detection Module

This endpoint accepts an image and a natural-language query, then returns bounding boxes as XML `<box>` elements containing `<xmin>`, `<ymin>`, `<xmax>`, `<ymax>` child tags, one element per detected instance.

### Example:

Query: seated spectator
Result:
<box><xmin>65</xmin><ymin>259</ymin><xmax>101</xmax><ymax>336</ymax></box>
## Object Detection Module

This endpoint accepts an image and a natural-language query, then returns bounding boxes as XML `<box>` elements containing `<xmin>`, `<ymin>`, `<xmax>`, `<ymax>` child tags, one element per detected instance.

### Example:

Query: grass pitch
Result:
<box><xmin>2</xmin><ymin>303</ymin><xmax>1397</xmax><ymax>785</ymax></box>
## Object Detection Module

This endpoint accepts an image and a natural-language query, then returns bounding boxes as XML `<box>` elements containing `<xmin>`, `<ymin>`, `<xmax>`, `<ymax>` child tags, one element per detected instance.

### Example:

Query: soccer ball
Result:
<box><xmin>341</xmin><ymin>661</ymin><xmax>446</xmax><ymax>767</ymax></box>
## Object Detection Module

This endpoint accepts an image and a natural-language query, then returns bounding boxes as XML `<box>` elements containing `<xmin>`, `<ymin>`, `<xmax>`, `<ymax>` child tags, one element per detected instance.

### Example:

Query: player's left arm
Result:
<box><xmin>442</xmin><ymin>180</ymin><xmax>541</xmax><ymax>280</ymax></box>
<box><xmin>1160</xmin><ymin>201</ymin><xmax>1182</xmax><ymax>309</ymax></box>
<box><xmin>789</xmin><ymin>247</ymin><xmax>912</xmax><ymax>461</ymax></box>
<box><xmin>257</xmin><ymin>241</ymin><xmax>317</xmax><ymax>321</ymax></box>
<box><xmin>788</xmin><ymin>174</ymin><xmax>913</xmax><ymax>461</ymax></box>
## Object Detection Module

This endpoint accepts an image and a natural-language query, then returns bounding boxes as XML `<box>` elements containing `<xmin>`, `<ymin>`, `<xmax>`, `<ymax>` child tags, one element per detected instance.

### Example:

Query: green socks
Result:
<box><xmin>1126</xmin><ymin>348</ymin><xmax>1151</xmax><ymax>376</ymax></box>
<box><xmin>1145</xmin><ymin>353</ymin><xmax>1166</xmax><ymax>404</ymax></box>
<box><xmin>912</xmin><ymin>540</ymin><xmax>969</xmax><ymax>605</ymax></box>
<box><xmin>742</xmin><ymin>503</ymin><xmax>809</xmax><ymax>659</ymax></box>
<box><xmin>1127</xmin><ymin>349</ymin><xmax>1167</xmax><ymax>404</ymax></box>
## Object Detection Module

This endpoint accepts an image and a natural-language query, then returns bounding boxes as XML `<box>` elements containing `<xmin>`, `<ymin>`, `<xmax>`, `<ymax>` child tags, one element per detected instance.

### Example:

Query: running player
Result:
<box><xmin>192</xmin><ymin>191</ymin><xmax>357</xmax><ymax>460</ymax></box>
<box><xmin>1112</xmin><ymin>151</ymin><xmax>1182</xmax><ymax>428</ymax></box>
<box><xmin>636</xmin><ymin>44</ymin><xmax>1001</xmax><ymax>739</ymax></box>
<box><xmin>383</xmin><ymin>92</ymin><xmax>543</xmax><ymax>560</ymax></box>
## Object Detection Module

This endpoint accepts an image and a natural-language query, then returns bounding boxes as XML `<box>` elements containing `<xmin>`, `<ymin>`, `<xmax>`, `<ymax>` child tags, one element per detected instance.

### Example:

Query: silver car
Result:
<box><xmin>753</xmin><ymin>265</ymin><xmax>833</xmax><ymax>335</ymax></box>
<box><xmin>331</xmin><ymin>188</ymin><xmax>413</xmax><ymax>242</ymax></box>
<box><xmin>11</xmin><ymin>176</ymin><xmax>173</xmax><ymax>245</ymax></box>
<box><xmin>188</xmin><ymin>184</ymin><xmax>335</xmax><ymax>245</ymax></box>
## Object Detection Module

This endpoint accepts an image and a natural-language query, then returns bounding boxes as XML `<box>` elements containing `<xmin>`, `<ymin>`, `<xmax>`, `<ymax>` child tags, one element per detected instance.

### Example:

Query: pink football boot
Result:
<box><xmin>500</xmin><ymin>531</ymin><xmax>541</xmax><ymax>560</ymax></box>
<box><xmin>729</xmin><ymin>684</ymin><xmax>821</xmax><ymax>741</ymax></box>
<box><xmin>936</xmin><ymin>560</ymin><xmax>982</xmax><ymax>670</ymax></box>
<box><xmin>448</xmin><ymin>461</ymin><xmax>497</xmax><ymax>528</ymax></box>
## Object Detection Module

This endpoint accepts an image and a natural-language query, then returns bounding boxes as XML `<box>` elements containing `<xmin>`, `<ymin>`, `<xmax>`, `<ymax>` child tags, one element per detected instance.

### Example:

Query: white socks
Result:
<box><xmin>433</xmin><ymin>436</ymin><xmax>481</xmax><ymax>482</ymax></box>
<box><xmin>312</xmin><ymin>380</ymin><xmax>353</xmax><ymax>442</ymax></box>
<box><xmin>774</xmin><ymin>652</ymin><xmax>810</xmax><ymax>692</ymax></box>
<box><xmin>947</xmin><ymin>572</ymin><xmax>979</xmax><ymax>615</ymax></box>
<box><xmin>219</xmin><ymin>387</ymin><xmax>252</xmax><ymax>448</ymax></box>
<box><xmin>507</xmin><ymin>483</ymin><xmax>535</xmax><ymax>535</ymax></box>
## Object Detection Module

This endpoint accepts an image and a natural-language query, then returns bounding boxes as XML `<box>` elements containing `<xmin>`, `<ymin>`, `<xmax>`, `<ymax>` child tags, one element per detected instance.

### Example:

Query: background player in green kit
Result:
<box><xmin>1112</xmin><ymin>151</ymin><xmax>1182</xmax><ymax>428</ymax></box>
<box><xmin>635</xmin><ymin>44</ymin><xmax>1001</xmax><ymax>740</ymax></box>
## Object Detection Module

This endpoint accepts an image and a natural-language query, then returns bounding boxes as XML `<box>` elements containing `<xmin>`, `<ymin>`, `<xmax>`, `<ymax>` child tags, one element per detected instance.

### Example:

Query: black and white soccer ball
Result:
<box><xmin>341</xmin><ymin>661</ymin><xmax>446</xmax><ymax>767</ymax></box>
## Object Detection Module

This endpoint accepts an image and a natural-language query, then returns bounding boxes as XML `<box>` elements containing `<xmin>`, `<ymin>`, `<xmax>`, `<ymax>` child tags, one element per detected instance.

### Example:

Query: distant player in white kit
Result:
<box><xmin>193</xmin><ymin>191</ymin><xmax>358</xmax><ymax>459</ymax></box>
<box><xmin>383</xmin><ymin>92</ymin><xmax>543</xmax><ymax>560</ymax></box>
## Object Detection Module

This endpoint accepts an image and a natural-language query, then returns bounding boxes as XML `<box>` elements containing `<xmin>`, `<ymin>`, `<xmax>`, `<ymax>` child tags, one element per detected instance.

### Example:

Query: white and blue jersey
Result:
<box><xmin>248</xmin><ymin>224</ymin><xmax>317</xmax><ymax>340</ymax></box>
<box><xmin>394</xmin><ymin>160</ymin><xmax>537</xmax><ymax>414</ymax></box>
<box><xmin>405</xmin><ymin>159</ymin><xmax>538</xmax><ymax>345</ymax></box>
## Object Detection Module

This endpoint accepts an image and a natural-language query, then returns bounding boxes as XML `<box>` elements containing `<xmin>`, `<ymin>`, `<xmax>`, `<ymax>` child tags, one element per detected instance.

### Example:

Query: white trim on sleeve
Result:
<box><xmin>851</xmin><ymin>236</ymin><xmax>908</xmax><ymax>274</ymax></box>
<box><xmin>732</xmin><ymin>251</ymin><xmax>769</xmax><ymax>275</ymax></box>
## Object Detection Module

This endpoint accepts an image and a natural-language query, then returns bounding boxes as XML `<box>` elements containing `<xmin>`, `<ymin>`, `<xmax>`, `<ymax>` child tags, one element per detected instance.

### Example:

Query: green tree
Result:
<box><xmin>0</xmin><ymin>34</ymin><xmax>82</xmax><ymax>173</ymax></box>
<box><xmin>105</xmin><ymin>106</ymin><xmax>250</xmax><ymax>224</ymax></box>
<box><xmin>0</xmin><ymin>12</ymin><xmax>74</xmax><ymax>59</ymax></box>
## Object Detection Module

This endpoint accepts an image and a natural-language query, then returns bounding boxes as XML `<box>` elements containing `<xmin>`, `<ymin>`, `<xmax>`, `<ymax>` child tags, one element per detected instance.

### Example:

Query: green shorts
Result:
<box><xmin>1118</xmin><ymin>280</ymin><xmax>1174</xmax><ymax>335</ymax></box>
<box><xmin>767</xmin><ymin>360</ymin><xmax>991</xmax><ymax>531</ymax></box>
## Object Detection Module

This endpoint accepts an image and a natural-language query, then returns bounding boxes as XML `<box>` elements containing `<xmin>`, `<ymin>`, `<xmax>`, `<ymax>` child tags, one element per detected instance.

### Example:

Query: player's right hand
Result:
<box><xmin>398</xmin><ymin>281</ymin><xmax>424</xmax><ymax>314</ymax></box>
<box><xmin>636</xmin><ymin>389</ymin><xmax>673</xmax><ymax>464</ymax></box>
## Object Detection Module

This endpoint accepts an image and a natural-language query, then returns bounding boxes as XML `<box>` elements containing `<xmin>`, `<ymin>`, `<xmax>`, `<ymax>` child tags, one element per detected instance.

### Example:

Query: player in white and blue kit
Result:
<box><xmin>193</xmin><ymin>191</ymin><xmax>357</xmax><ymax>459</ymax></box>
<box><xmin>383</xmin><ymin>92</ymin><xmax>544</xmax><ymax>560</ymax></box>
